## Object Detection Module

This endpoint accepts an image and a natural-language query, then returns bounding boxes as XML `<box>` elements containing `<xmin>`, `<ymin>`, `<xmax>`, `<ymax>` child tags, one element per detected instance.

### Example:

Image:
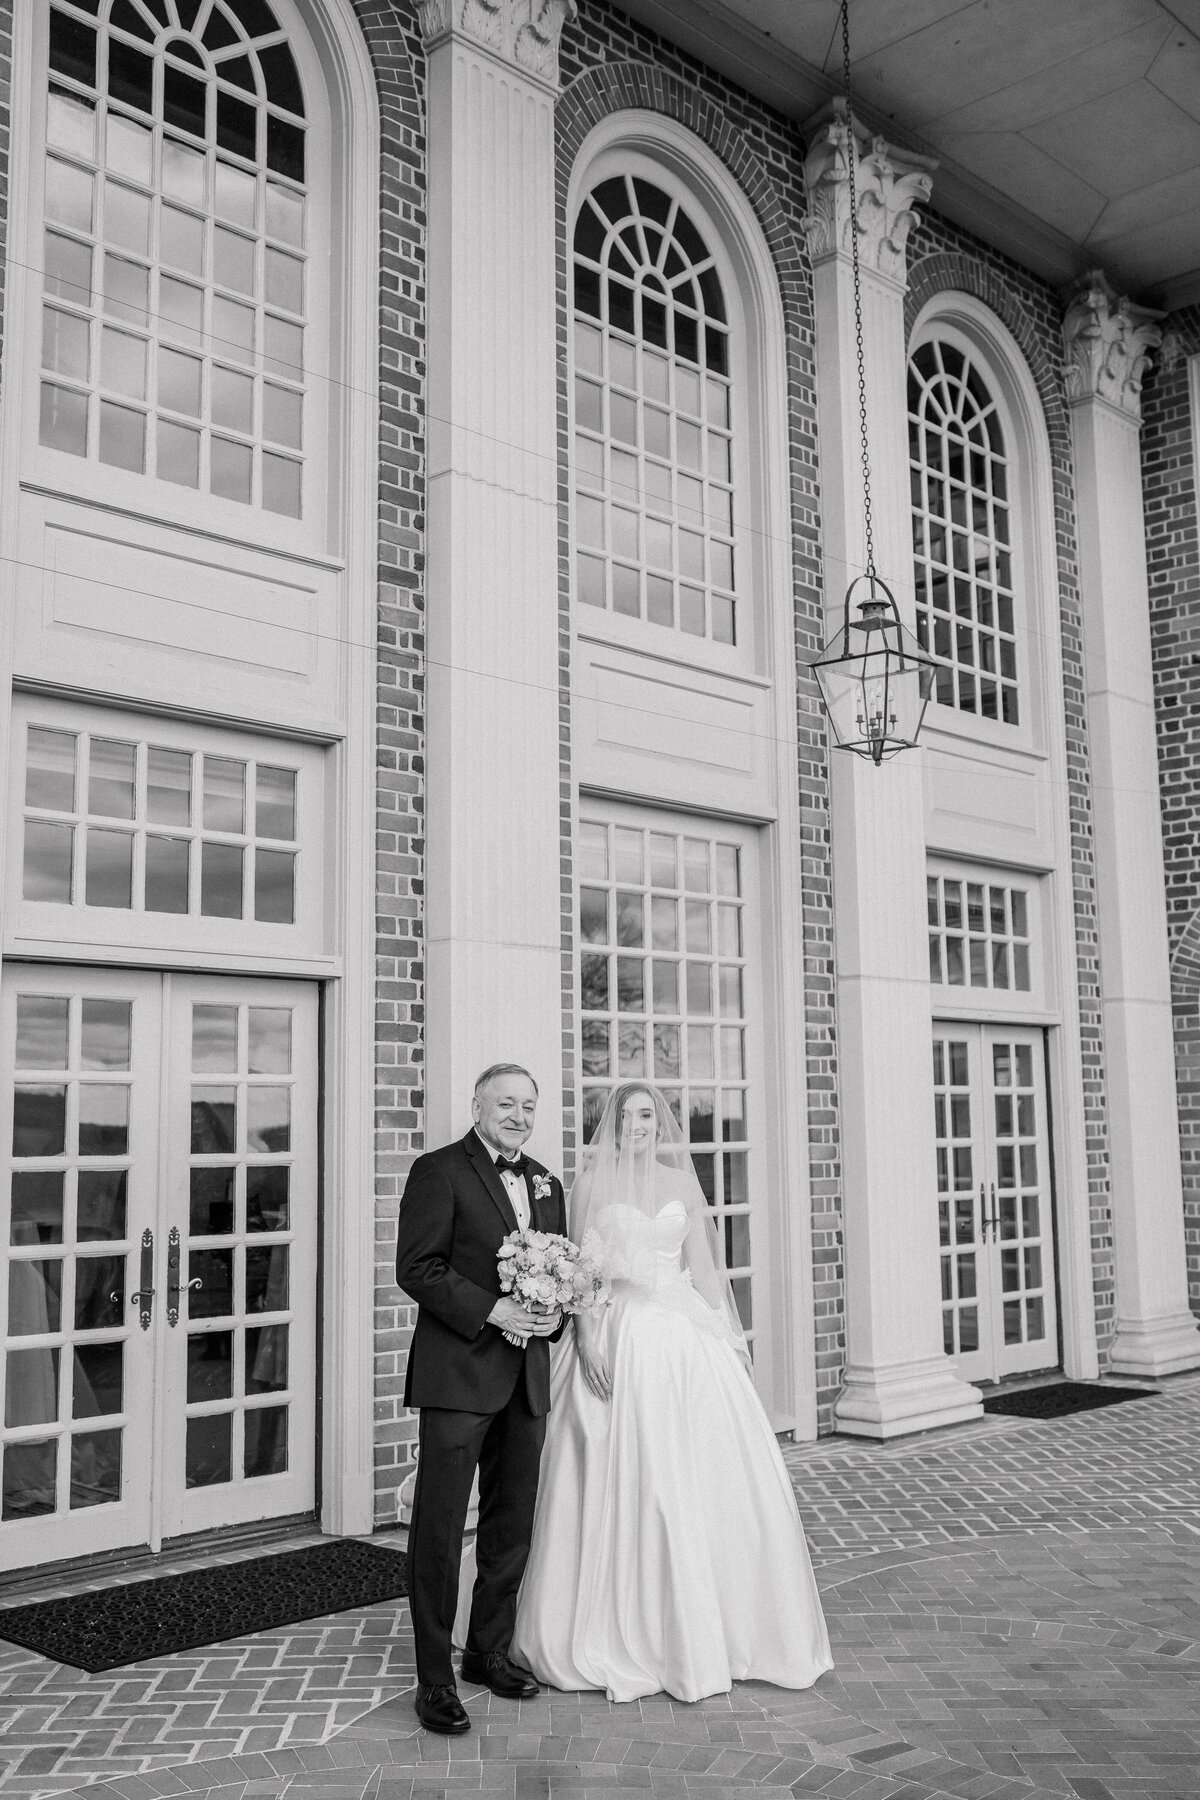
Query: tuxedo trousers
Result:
<box><xmin>407</xmin><ymin>1385</ymin><xmax>546</xmax><ymax>1686</ymax></box>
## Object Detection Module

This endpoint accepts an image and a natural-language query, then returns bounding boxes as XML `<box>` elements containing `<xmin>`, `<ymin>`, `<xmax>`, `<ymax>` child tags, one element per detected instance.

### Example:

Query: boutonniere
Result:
<box><xmin>532</xmin><ymin>1172</ymin><xmax>552</xmax><ymax>1203</ymax></box>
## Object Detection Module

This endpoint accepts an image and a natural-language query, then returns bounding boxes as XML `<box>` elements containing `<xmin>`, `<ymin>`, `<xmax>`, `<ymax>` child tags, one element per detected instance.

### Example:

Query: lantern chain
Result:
<box><xmin>840</xmin><ymin>0</ymin><xmax>876</xmax><ymax>582</ymax></box>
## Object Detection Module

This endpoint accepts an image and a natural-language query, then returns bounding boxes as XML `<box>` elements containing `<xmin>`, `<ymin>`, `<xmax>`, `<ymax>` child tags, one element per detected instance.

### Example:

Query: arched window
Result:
<box><xmin>908</xmin><ymin>341</ymin><xmax>1018</xmax><ymax>725</ymax></box>
<box><xmin>39</xmin><ymin>0</ymin><xmax>308</xmax><ymax>516</ymax></box>
<box><xmin>572</xmin><ymin>174</ymin><xmax>737</xmax><ymax>645</ymax></box>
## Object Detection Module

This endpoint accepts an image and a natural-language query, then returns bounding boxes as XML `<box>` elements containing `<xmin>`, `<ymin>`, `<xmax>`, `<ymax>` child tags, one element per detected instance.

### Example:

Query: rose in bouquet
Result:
<box><xmin>495</xmin><ymin>1228</ymin><xmax>612</xmax><ymax>1346</ymax></box>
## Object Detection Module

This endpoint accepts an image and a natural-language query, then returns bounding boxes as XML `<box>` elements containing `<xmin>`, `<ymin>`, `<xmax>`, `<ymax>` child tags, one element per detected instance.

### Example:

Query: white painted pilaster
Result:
<box><xmin>804</xmin><ymin>105</ymin><xmax>982</xmax><ymax>1435</ymax></box>
<box><xmin>420</xmin><ymin>0</ymin><xmax>575</xmax><ymax>1160</ymax></box>
<box><xmin>1064</xmin><ymin>272</ymin><xmax>1200</xmax><ymax>1376</ymax></box>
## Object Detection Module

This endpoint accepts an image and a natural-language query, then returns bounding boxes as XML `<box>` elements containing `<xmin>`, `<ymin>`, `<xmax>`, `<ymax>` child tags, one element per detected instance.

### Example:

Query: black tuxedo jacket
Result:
<box><xmin>396</xmin><ymin>1129</ymin><xmax>568</xmax><ymax>1416</ymax></box>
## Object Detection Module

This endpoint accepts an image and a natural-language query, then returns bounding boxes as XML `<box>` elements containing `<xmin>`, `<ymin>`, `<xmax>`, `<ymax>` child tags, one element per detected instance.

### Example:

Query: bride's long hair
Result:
<box><xmin>569</xmin><ymin>1084</ymin><xmax>747</xmax><ymax>1355</ymax></box>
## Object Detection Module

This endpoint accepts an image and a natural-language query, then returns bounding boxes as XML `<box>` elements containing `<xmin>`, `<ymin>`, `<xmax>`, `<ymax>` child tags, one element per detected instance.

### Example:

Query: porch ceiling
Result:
<box><xmin>611</xmin><ymin>0</ymin><xmax>1200</xmax><ymax>310</ymax></box>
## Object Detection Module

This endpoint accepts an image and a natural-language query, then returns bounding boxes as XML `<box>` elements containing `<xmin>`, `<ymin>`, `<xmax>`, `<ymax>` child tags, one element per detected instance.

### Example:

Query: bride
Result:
<box><xmin>506</xmin><ymin>1082</ymin><xmax>833</xmax><ymax>1704</ymax></box>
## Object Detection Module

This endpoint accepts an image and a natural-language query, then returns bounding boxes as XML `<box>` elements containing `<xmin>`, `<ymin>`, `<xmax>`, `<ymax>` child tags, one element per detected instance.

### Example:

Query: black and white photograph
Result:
<box><xmin>0</xmin><ymin>0</ymin><xmax>1197</xmax><ymax>1795</ymax></box>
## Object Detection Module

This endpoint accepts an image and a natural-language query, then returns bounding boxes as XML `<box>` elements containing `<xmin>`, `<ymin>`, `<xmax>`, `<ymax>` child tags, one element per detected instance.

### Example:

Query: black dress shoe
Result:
<box><xmin>459</xmin><ymin>1649</ymin><xmax>540</xmax><ymax>1699</ymax></box>
<box><xmin>415</xmin><ymin>1682</ymin><xmax>470</xmax><ymax>1734</ymax></box>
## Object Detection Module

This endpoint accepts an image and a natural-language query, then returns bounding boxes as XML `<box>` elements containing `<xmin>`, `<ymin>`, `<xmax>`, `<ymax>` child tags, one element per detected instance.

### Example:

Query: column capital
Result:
<box><xmin>1062</xmin><ymin>269</ymin><xmax>1163</xmax><ymax>419</ymax></box>
<box><xmin>418</xmin><ymin>0</ymin><xmax>577</xmax><ymax>88</ymax></box>
<box><xmin>802</xmin><ymin>98</ymin><xmax>936</xmax><ymax>286</ymax></box>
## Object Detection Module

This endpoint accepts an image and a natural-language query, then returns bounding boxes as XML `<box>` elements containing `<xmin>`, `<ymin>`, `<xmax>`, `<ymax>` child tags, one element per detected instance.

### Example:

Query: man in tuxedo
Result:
<box><xmin>396</xmin><ymin>1063</ymin><xmax>567</xmax><ymax>1734</ymax></box>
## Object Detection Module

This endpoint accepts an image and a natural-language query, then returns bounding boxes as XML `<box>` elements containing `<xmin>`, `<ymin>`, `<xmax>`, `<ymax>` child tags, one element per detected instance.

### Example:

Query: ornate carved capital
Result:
<box><xmin>802</xmin><ymin>99</ymin><xmax>936</xmax><ymax>286</ymax></box>
<box><xmin>418</xmin><ymin>0</ymin><xmax>577</xmax><ymax>86</ymax></box>
<box><xmin>1062</xmin><ymin>269</ymin><xmax>1163</xmax><ymax>418</ymax></box>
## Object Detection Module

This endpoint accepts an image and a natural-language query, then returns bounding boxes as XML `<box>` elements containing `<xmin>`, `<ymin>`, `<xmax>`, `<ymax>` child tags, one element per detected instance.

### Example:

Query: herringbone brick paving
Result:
<box><xmin>1</xmin><ymin>1375</ymin><xmax>1197</xmax><ymax>1800</ymax></box>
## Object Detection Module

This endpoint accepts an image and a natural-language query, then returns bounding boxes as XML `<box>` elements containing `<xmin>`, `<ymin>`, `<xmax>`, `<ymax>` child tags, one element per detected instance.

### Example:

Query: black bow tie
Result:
<box><xmin>495</xmin><ymin>1154</ymin><xmax>527</xmax><ymax>1177</ymax></box>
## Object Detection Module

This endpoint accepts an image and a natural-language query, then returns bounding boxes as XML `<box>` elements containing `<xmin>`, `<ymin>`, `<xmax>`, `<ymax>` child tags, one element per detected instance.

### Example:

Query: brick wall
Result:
<box><xmin>555</xmin><ymin>2</ymin><xmax>845</xmax><ymax>1431</ymax></box>
<box><xmin>1142</xmin><ymin>306</ymin><xmax>1200</xmax><ymax>1319</ymax></box>
<box><xmin>354</xmin><ymin>0</ymin><xmax>428</xmax><ymax>1527</ymax></box>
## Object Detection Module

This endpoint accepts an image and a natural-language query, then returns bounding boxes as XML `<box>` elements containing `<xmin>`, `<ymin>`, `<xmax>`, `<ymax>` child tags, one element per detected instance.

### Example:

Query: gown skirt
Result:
<box><xmin>486</xmin><ymin>1248</ymin><xmax>834</xmax><ymax>1704</ymax></box>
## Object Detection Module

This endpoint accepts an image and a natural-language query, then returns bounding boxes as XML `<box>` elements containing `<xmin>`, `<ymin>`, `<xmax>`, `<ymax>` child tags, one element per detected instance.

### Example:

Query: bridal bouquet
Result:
<box><xmin>496</xmin><ymin>1228</ymin><xmax>612</xmax><ymax>1346</ymax></box>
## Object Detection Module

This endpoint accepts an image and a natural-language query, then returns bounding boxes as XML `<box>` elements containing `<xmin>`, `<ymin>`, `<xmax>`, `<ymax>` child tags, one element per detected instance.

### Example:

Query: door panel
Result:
<box><xmin>933</xmin><ymin>1023</ymin><xmax>1058</xmax><ymax>1385</ymax></box>
<box><xmin>0</xmin><ymin>965</ymin><xmax>318</xmax><ymax>1572</ymax></box>
<box><xmin>163</xmin><ymin>975</ymin><xmax>317</xmax><ymax>1536</ymax></box>
<box><xmin>0</xmin><ymin>967</ymin><xmax>161</xmax><ymax>1567</ymax></box>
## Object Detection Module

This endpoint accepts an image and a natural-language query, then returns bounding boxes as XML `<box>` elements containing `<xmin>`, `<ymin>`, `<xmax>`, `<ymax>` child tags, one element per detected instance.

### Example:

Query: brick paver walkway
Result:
<box><xmin>1</xmin><ymin>1374</ymin><xmax>1198</xmax><ymax>1800</ymax></box>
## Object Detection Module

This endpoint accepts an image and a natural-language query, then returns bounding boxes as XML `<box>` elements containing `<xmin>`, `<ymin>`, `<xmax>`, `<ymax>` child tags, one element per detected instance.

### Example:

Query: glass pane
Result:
<box><xmin>581</xmin><ymin>1019</ymin><xmax>609</xmax><ymax>1077</ymax></box>
<box><xmin>201</xmin><ymin>842</ymin><xmax>244</xmax><ymax>917</ymax></box>
<box><xmin>69</xmin><ymin>1429</ymin><xmax>122</xmax><ymax>1509</ymax></box>
<box><xmin>186</xmin><ymin>1412</ymin><xmax>231</xmax><ymax>1487</ymax></box>
<box><xmin>159</xmin><ymin>419</ymin><xmax>200</xmax><ymax>487</ymax></box>
<box><xmin>11</xmin><ymin>1171</ymin><xmax>65</xmax><ymax>1245</ymax></box>
<box><xmin>254</xmin><ymin>849</ymin><xmax>295</xmax><ymax>923</ymax></box>
<box><xmin>193</xmin><ymin>1005</ymin><xmax>238</xmax><ymax>1072</ymax></box>
<box><xmin>614</xmin><ymin>829</ymin><xmax>643</xmax><ymax>885</ymax></box>
<box><xmin>98</xmin><ymin>400</ymin><xmax>146</xmax><ymax>471</ymax></box>
<box><xmin>16</xmin><ymin>996</ymin><xmax>69</xmax><ymax>1069</ymax></box>
<box><xmin>187</xmin><ymin>1331</ymin><xmax>233</xmax><ymax>1402</ymax></box>
<box><xmin>723</xmin><ymin>1213</ymin><xmax>750</xmax><ymax>1270</ymax></box>
<box><xmin>689</xmin><ymin>1089</ymin><xmax>714</xmax><ymax>1142</ymax></box>
<box><xmin>190</xmin><ymin>1167</ymin><xmax>236</xmax><ymax>1236</ymax></box>
<box><xmin>74</xmin><ymin>1254</ymin><xmax>124</xmax><ymax>1328</ymax></box>
<box><xmin>2</xmin><ymin>1438</ymin><xmax>57</xmax><ymax>1520</ymax></box>
<box><xmin>158</xmin><ymin>347</ymin><xmax>202</xmax><ymax>415</ymax></box>
<box><xmin>245</xmin><ymin>1325</ymin><xmax>288</xmax><ymax>1393</ymax></box>
<box><xmin>23</xmin><ymin>821</ymin><xmax>74</xmax><ymax>902</ymax></box>
<box><xmin>203</xmin><ymin>759</ymin><xmax>246</xmax><ymax>833</ymax></box>
<box><xmin>146</xmin><ymin>835</ymin><xmax>190</xmax><ymax>913</ymax></box>
<box><xmin>615</xmin><ymin>892</ymin><xmax>644</xmax><ymax>947</ymax></box>
<box><xmin>244</xmin><ymin>1405</ymin><xmax>287</xmax><ymax>1477</ymax></box>
<box><xmin>4</xmin><ymin>1347</ymin><xmax>60</xmax><ymax>1427</ymax></box>
<box><xmin>685</xmin><ymin>901</ymin><xmax>710</xmax><ymax>954</ymax></box>
<box><xmin>78</xmin><ymin>1171</ymin><xmax>127</xmax><ymax>1241</ymax></box>
<box><xmin>246</xmin><ymin>1244</ymin><xmax>289</xmax><ymax>1312</ymax></box>
<box><xmin>652</xmin><ymin>1023</ymin><xmax>680</xmax><ymax>1079</ymax></box>
<box><xmin>581</xmin><ymin>952</ymin><xmax>609</xmax><ymax>1011</ymax></box>
<box><xmin>579</xmin><ymin>823</ymin><xmax>607</xmax><ymax>881</ymax></box>
<box><xmin>651</xmin><ymin>960</ymin><xmax>679</xmax><ymax>1013</ymax></box>
<box><xmin>41</xmin><ymin>374</ymin><xmax>92</xmax><ymax>460</ymax></box>
<box><xmin>246</xmin><ymin>1166</ymin><xmax>289</xmax><ymax>1233</ymax></box>
<box><xmin>100</xmin><ymin>327</ymin><xmax>147</xmax><ymax>399</ymax></box>
<box><xmin>27</xmin><ymin>728</ymin><xmax>77</xmax><ymax>811</ymax></box>
<box><xmin>249</xmin><ymin>1009</ymin><xmax>291</xmax><ymax>1074</ymax></box>
<box><xmin>247</xmin><ymin>1087</ymin><xmax>290</xmax><ymax>1153</ymax></box>
<box><xmin>688</xmin><ymin>1024</ymin><xmax>714</xmax><ymax>1079</ymax></box>
<box><xmin>617</xmin><ymin>1022</ymin><xmax>645</xmax><ymax>1077</ymax></box>
<box><xmin>188</xmin><ymin>1246</ymin><xmax>234</xmax><ymax>1317</ymax></box>
<box><xmin>192</xmin><ymin>1087</ymin><xmax>237</xmax><ymax>1154</ymax></box>
<box><xmin>147</xmin><ymin>748</ymin><xmax>192</xmax><ymax>825</ymax></box>
<box><xmin>81</xmin><ymin>1000</ymin><xmax>131</xmax><ymax>1070</ymax></box>
<box><xmin>651</xmin><ymin>896</ymin><xmax>677</xmax><ymax>950</ymax></box>
<box><xmin>721</xmin><ymin>1088</ymin><xmax>745</xmax><ymax>1143</ymax></box>
<box><xmin>13</xmin><ymin>1087</ymin><xmax>67</xmax><ymax>1157</ymax></box>
<box><xmin>256</xmin><ymin>766</ymin><xmax>297</xmax><ymax>840</ymax></box>
<box><xmin>73</xmin><ymin>1342</ymin><xmax>123</xmax><ymax>1418</ymax></box>
<box><xmin>78</xmin><ymin>1085</ymin><xmax>129</xmax><ymax>1155</ymax></box>
<box><xmin>686</xmin><ymin>963</ymin><xmax>711</xmax><ymax>1015</ymax></box>
<box><xmin>85</xmin><ymin>829</ymin><xmax>134</xmax><ymax>908</ymax></box>
<box><xmin>580</xmin><ymin>887</ymin><xmax>607</xmax><ymax>944</ymax></box>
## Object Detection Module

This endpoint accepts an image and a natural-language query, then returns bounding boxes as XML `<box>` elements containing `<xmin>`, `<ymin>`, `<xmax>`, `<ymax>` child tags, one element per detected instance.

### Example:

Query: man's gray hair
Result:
<box><xmin>474</xmin><ymin>1062</ymin><xmax>539</xmax><ymax>1098</ymax></box>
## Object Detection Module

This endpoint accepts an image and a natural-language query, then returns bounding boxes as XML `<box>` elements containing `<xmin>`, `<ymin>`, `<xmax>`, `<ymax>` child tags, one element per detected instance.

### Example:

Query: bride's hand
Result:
<box><xmin>574</xmin><ymin>1314</ymin><xmax>612</xmax><ymax>1403</ymax></box>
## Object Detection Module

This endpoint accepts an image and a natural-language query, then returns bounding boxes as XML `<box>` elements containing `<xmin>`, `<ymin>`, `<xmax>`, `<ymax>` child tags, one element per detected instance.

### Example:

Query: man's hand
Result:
<box><xmin>486</xmin><ymin>1298</ymin><xmax>563</xmax><ymax>1343</ymax></box>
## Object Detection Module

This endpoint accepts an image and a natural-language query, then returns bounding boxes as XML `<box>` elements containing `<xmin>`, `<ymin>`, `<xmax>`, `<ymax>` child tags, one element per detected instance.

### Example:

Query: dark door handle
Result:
<box><xmin>129</xmin><ymin>1227</ymin><xmax>154</xmax><ymax>1329</ymax></box>
<box><xmin>165</xmin><ymin>1224</ymin><xmax>203</xmax><ymax>1326</ymax></box>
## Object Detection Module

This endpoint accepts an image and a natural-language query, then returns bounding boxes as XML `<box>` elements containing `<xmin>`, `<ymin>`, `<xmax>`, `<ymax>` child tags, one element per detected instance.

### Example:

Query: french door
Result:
<box><xmin>0</xmin><ymin>964</ymin><xmax>317</xmax><ymax>1571</ymax></box>
<box><xmin>933</xmin><ymin>1022</ymin><xmax>1059</xmax><ymax>1384</ymax></box>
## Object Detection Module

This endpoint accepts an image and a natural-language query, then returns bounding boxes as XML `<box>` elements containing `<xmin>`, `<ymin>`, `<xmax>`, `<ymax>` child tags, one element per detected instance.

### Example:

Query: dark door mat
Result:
<box><xmin>982</xmin><ymin>1381</ymin><xmax>1159</xmax><ymax>1420</ymax></box>
<box><xmin>0</xmin><ymin>1537</ymin><xmax>408</xmax><ymax>1672</ymax></box>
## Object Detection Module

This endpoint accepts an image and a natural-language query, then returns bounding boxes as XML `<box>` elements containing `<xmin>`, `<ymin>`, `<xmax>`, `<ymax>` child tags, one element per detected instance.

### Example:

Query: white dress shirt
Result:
<box><xmin>483</xmin><ymin>1138</ymin><xmax>530</xmax><ymax>1233</ymax></box>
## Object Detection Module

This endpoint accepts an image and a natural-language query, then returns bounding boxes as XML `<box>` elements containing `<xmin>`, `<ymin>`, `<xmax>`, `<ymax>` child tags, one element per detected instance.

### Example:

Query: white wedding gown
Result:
<box><xmin>499</xmin><ymin>1198</ymin><xmax>834</xmax><ymax>1703</ymax></box>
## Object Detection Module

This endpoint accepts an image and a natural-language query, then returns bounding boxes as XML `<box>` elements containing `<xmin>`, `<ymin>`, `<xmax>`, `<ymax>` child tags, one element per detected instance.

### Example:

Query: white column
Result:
<box><xmin>1065</xmin><ymin>273</ymin><xmax>1200</xmax><ymax>1377</ymax></box>
<box><xmin>804</xmin><ymin>105</ymin><xmax>982</xmax><ymax>1436</ymax></box>
<box><xmin>419</xmin><ymin>0</ymin><xmax>575</xmax><ymax>1160</ymax></box>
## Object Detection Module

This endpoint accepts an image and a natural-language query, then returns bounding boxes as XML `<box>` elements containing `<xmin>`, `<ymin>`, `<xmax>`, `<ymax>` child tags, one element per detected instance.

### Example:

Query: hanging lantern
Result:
<box><xmin>812</xmin><ymin>575</ymin><xmax>936</xmax><ymax>766</ymax></box>
<box><xmin>808</xmin><ymin>2</ymin><xmax>941</xmax><ymax>768</ymax></box>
